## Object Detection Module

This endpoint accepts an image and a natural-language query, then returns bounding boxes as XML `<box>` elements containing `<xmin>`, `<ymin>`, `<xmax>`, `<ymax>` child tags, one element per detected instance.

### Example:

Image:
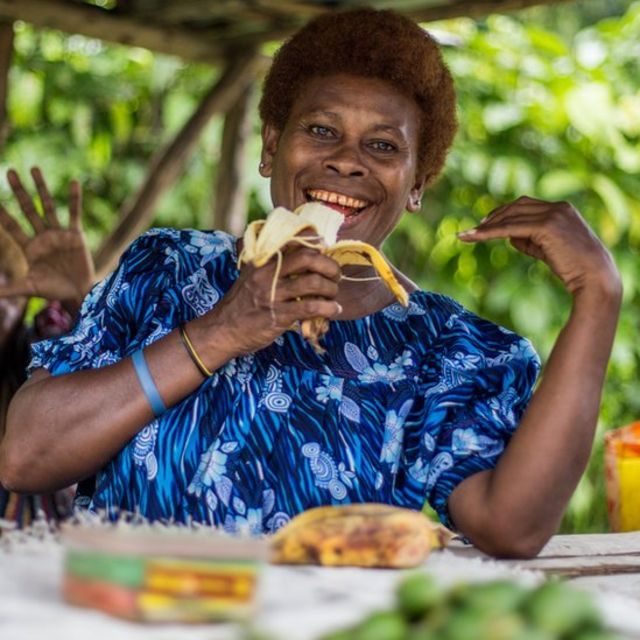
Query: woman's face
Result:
<box><xmin>261</xmin><ymin>73</ymin><xmax>425</xmax><ymax>248</ymax></box>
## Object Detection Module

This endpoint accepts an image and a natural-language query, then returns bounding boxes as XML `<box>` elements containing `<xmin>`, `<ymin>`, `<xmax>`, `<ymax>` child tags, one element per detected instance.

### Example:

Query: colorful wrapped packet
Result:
<box><xmin>605</xmin><ymin>421</ymin><xmax>640</xmax><ymax>532</ymax></box>
<box><xmin>61</xmin><ymin>524</ymin><xmax>268</xmax><ymax>622</ymax></box>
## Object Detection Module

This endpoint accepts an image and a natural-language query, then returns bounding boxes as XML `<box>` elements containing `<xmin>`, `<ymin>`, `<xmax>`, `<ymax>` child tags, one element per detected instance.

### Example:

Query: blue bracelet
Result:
<box><xmin>132</xmin><ymin>349</ymin><xmax>166</xmax><ymax>418</ymax></box>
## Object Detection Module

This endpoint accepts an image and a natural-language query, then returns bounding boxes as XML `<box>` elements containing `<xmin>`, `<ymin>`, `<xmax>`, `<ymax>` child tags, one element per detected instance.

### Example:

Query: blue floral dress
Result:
<box><xmin>30</xmin><ymin>229</ymin><xmax>540</xmax><ymax>534</ymax></box>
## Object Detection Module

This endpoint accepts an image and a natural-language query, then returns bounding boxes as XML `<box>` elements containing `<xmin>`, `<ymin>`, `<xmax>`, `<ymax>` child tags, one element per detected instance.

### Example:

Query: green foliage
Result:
<box><xmin>2</xmin><ymin>25</ymin><xmax>220</xmax><ymax>249</ymax></box>
<box><xmin>2</xmin><ymin>1</ymin><xmax>638</xmax><ymax>533</ymax></box>
<box><xmin>387</xmin><ymin>2</ymin><xmax>640</xmax><ymax>534</ymax></box>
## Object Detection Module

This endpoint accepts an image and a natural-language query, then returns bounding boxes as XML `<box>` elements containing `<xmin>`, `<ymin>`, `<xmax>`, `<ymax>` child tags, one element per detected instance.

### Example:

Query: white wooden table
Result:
<box><xmin>2</xmin><ymin>532</ymin><xmax>640</xmax><ymax>640</ymax></box>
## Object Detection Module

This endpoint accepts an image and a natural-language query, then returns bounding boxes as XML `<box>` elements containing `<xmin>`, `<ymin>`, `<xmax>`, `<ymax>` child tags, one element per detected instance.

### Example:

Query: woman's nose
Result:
<box><xmin>322</xmin><ymin>144</ymin><xmax>367</xmax><ymax>177</ymax></box>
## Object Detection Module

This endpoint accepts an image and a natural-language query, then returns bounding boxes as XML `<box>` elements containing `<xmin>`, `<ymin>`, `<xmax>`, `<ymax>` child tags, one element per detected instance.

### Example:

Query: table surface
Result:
<box><xmin>2</xmin><ymin>531</ymin><xmax>640</xmax><ymax>640</ymax></box>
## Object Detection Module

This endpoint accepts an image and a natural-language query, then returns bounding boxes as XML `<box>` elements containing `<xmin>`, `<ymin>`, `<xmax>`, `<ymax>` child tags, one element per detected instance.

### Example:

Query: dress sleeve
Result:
<box><xmin>421</xmin><ymin>309</ymin><xmax>541</xmax><ymax>530</ymax></box>
<box><xmin>29</xmin><ymin>230</ymin><xmax>179</xmax><ymax>376</ymax></box>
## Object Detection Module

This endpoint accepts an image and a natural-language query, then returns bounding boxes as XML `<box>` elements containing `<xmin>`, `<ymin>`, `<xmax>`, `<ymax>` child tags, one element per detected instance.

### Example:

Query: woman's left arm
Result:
<box><xmin>450</xmin><ymin>196</ymin><xmax>622</xmax><ymax>558</ymax></box>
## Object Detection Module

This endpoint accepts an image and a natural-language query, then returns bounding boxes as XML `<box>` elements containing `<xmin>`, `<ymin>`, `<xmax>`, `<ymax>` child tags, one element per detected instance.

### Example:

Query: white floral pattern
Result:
<box><xmin>259</xmin><ymin>364</ymin><xmax>292</xmax><ymax>413</ymax></box>
<box><xmin>302</xmin><ymin>442</ymin><xmax>354</xmax><ymax>501</ymax></box>
<box><xmin>182</xmin><ymin>268</ymin><xmax>220</xmax><ymax>315</ymax></box>
<box><xmin>379</xmin><ymin>399</ymin><xmax>414</xmax><ymax>473</ymax></box>
<box><xmin>185</xmin><ymin>230</ymin><xmax>235</xmax><ymax>267</ymax></box>
<box><xmin>132</xmin><ymin>421</ymin><xmax>159</xmax><ymax>481</ymax></box>
<box><xmin>187</xmin><ymin>439</ymin><xmax>238</xmax><ymax>503</ymax></box>
<box><xmin>344</xmin><ymin>342</ymin><xmax>414</xmax><ymax>386</ymax></box>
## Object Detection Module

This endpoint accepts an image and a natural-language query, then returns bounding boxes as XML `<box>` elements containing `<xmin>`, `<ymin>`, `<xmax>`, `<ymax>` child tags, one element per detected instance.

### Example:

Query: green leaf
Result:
<box><xmin>591</xmin><ymin>173</ymin><xmax>630</xmax><ymax>232</ymax></box>
<box><xmin>564</xmin><ymin>82</ymin><xmax>617</xmax><ymax>142</ymax></box>
<box><xmin>8</xmin><ymin>71</ymin><xmax>44</xmax><ymax>127</ymax></box>
<box><xmin>482</xmin><ymin>103</ymin><xmax>524</xmax><ymax>133</ymax></box>
<box><xmin>526</xmin><ymin>25</ymin><xmax>569</xmax><ymax>56</ymax></box>
<box><xmin>537</xmin><ymin>170</ymin><xmax>585</xmax><ymax>199</ymax></box>
<box><xmin>510</xmin><ymin>284</ymin><xmax>554</xmax><ymax>337</ymax></box>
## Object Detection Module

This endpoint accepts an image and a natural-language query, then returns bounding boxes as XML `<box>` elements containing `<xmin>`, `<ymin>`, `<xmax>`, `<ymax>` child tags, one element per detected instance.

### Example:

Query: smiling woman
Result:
<box><xmin>0</xmin><ymin>9</ymin><xmax>622</xmax><ymax>558</ymax></box>
<box><xmin>261</xmin><ymin>74</ymin><xmax>425</xmax><ymax>249</ymax></box>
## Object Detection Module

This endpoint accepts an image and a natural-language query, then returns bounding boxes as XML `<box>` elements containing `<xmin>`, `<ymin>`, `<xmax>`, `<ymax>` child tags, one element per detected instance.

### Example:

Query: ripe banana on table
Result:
<box><xmin>269</xmin><ymin>503</ymin><xmax>454</xmax><ymax>569</ymax></box>
<box><xmin>237</xmin><ymin>203</ymin><xmax>409</xmax><ymax>353</ymax></box>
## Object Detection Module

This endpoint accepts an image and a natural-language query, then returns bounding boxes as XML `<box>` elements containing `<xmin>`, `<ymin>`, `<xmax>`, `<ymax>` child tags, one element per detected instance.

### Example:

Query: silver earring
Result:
<box><xmin>259</xmin><ymin>161</ymin><xmax>265</xmax><ymax>170</ymax></box>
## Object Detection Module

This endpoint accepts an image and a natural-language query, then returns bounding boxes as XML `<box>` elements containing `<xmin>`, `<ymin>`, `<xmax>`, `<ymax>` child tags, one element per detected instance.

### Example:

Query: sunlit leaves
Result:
<box><xmin>386</xmin><ymin>2</ymin><xmax>640</xmax><ymax>533</ymax></box>
<box><xmin>8</xmin><ymin>70</ymin><xmax>43</xmax><ymax>126</ymax></box>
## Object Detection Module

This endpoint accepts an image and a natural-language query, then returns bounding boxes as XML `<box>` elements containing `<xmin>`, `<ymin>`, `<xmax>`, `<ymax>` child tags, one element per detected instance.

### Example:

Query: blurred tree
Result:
<box><xmin>385</xmin><ymin>0</ymin><xmax>639</xmax><ymax>533</ymax></box>
<box><xmin>1</xmin><ymin>0</ymin><xmax>638</xmax><ymax>533</ymax></box>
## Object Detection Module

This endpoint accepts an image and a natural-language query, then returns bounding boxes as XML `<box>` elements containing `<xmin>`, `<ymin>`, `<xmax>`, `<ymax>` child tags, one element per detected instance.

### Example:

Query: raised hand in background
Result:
<box><xmin>0</xmin><ymin>167</ymin><xmax>95</xmax><ymax>316</ymax></box>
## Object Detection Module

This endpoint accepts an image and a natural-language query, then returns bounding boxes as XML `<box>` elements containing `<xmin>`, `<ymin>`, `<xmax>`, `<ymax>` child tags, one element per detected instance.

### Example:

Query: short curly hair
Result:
<box><xmin>259</xmin><ymin>8</ymin><xmax>457</xmax><ymax>185</ymax></box>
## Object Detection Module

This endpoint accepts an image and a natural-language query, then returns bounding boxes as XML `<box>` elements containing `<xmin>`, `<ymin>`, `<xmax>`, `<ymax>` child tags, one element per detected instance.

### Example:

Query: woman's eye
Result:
<box><xmin>370</xmin><ymin>140</ymin><xmax>397</xmax><ymax>153</ymax></box>
<box><xmin>308</xmin><ymin>125</ymin><xmax>333</xmax><ymax>138</ymax></box>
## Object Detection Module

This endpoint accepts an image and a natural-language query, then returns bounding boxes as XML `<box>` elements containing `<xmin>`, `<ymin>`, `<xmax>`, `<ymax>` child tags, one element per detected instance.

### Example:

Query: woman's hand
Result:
<box><xmin>452</xmin><ymin>196</ymin><xmax>623</xmax><ymax>557</ymax></box>
<box><xmin>197</xmin><ymin>244</ymin><xmax>342</xmax><ymax>357</ymax></box>
<box><xmin>458</xmin><ymin>196</ymin><xmax>621</xmax><ymax>301</ymax></box>
<box><xmin>0</xmin><ymin>168</ymin><xmax>95</xmax><ymax>314</ymax></box>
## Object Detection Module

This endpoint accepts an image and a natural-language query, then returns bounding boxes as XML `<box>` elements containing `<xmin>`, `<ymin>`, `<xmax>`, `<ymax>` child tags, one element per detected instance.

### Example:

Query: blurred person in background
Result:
<box><xmin>0</xmin><ymin>168</ymin><xmax>94</xmax><ymax>527</ymax></box>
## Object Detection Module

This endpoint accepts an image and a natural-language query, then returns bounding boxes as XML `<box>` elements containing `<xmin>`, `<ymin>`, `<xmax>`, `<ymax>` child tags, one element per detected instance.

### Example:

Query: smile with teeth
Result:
<box><xmin>306</xmin><ymin>189</ymin><xmax>370</xmax><ymax>216</ymax></box>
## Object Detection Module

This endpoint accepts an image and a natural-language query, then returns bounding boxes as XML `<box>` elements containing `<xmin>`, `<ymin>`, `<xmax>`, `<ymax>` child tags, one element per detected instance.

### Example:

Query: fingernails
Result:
<box><xmin>336</xmin><ymin>303</ymin><xmax>343</xmax><ymax>314</ymax></box>
<box><xmin>457</xmin><ymin>228</ymin><xmax>477</xmax><ymax>238</ymax></box>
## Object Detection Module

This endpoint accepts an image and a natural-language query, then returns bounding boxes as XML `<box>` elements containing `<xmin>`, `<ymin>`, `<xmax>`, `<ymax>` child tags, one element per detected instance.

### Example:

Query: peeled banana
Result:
<box><xmin>269</xmin><ymin>503</ymin><xmax>453</xmax><ymax>569</ymax></box>
<box><xmin>238</xmin><ymin>202</ymin><xmax>409</xmax><ymax>352</ymax></box>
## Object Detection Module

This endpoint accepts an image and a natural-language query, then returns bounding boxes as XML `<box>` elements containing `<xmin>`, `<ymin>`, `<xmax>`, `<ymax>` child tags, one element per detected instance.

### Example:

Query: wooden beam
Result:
<box><xmin>94</xmin><ymin>52</ymin><xmax>267</xmax><ymax>276</ymax></box>
<box><xmin>406</xmin><ymin>0</ymin><xmax>577</xmax><ymax>22</ymax></box>
<box><xmin>212</xmin><ymin>82</ymin><xmax>254</xmax><ymax>237</ymax></box>
<box><xmin>0</xmin><ymin>0</ymin><xmax>226</xmax><ymax>64</ymax></box>
<box><xmin>135</xmin><ymin>0</ymin><xmax>269</xmax><ymax>23</ymax></box>
<box><xmin>0</xmin><ymin>20</ymin><xmax>12</xmax><ymax>148</ymax></box>
<box><xmin>254</xmin><ymin>0</ymin><xmax>327</xmax><ymax>18</ymax></box>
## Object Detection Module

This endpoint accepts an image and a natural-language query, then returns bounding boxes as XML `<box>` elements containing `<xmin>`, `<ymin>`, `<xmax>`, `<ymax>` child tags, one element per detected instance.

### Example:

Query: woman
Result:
<box><xmin>0</xmin><ymin>168</ymin><xmax>94</xmax><ymax>526</ymax></box>
<box><xmin>0</xmin><ymin>10</ymin><xmax>620</xmax><ymax>557</ymax></box>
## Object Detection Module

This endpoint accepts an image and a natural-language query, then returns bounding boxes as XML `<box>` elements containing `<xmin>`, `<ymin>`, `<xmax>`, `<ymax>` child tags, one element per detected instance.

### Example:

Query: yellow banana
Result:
<box><xmin>269</xmin><ymin>503</ymin><xmax>453</xmax><ymax>569</ymax></box>
<box><xmin>328</xmin><ymin>240</ymin><xmax>409</xmax><ymax>306</ymax></box>
<box><xmin>238</xmin><ymin>203</ymin><xmax>409</xmax><ymax>353</ymax></box>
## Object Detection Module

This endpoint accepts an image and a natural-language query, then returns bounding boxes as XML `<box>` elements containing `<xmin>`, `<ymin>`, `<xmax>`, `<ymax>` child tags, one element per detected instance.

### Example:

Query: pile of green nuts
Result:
<box><xmin>320</xmin><ymin>574</ymin><xmax>620</xmax><ymax>640</ymax></box>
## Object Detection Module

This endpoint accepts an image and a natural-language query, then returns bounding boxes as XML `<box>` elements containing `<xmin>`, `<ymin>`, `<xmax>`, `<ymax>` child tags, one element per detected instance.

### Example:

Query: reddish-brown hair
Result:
<box><xmin>259</xmin><ymin>8</ymin><xmax>457</xmax><ymax>185</ymax></box>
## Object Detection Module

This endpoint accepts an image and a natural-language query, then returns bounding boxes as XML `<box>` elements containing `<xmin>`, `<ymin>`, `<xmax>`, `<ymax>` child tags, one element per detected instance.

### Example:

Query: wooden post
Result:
<box><xmin>212</xmin><ymin>81</ymin><xmax>254</xmax><ymax>237</ymax></box>
<box><xmin>0</xmin><ymin>21</ymin><xmax>13</xmax><ymax>148</ymax></box>
<box><xmin>94</xmin><ymin>51</ymin><xmax>265</xmax><ymax>277</ymax></box>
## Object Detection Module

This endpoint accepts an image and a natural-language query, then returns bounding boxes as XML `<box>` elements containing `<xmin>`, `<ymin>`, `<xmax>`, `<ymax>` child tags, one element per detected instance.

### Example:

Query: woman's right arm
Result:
<box><xmin>0</xmin><ymin>247</ymin><xmax>341</xmax><ymax>493</ymax></box>
<box><xmin>0</xmin><ymin>318</ymin><xmax>236</xmax><ymax>493</ymax></box>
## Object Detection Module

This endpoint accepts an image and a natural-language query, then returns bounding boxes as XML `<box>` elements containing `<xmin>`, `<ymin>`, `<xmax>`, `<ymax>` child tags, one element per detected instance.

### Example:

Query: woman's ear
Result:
<box><xmin>260</xmin><ymin>122</ymin><xmax>280</xmax><ymax>177</ymax></box>
<box><xmin>406</xmin><ymin>174</ymin><xmax>427</xmax><ymax>213</ymax></box>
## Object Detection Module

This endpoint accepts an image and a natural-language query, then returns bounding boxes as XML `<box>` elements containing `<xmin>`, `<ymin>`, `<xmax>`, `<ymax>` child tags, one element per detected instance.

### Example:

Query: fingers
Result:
<box><xmin>279</xmin><ymin>297</ymin><xmax>342</xmax><ymax>323</ymax></box>
<box><xmin>0</xmin><ymin>203</ymin><xmax>29</xmax><ymax>247</ymax></box>
<box><xmin>459</xmin><ymin>215</ymin><xmax>546</xmax><ymax>242</ymax></box>
<box><xmin>458</xmin><ymin>195</ymin><xmax>557</xmax><ymax>242</ymax></box>
<box><xmin>279</xmin><ymin>247</ymin><xmax>341</xmax><ymax>281</ymax></box>
<box><xmin>69</xmin><ymin>180</ymin><xmax>82</xmax><ymax>230</ymax></box>
<box><xmin>0</xmin><ymin>278</ymin><xmax>33</xmax><ymax>298</ymax></box>
<box><xmin>30</xmin><ymin>167</ymin><xmax>60</xmax><ymax>228</ymax></box>
<box><xmin>7</xmin><ymin>169</ymin><xmax>46</xmax><ymax>233</ymax></box>
<box><xmin>276</xmin><ymin>271</ymin><xmax>339</xmax><ymax>302</ymax></box>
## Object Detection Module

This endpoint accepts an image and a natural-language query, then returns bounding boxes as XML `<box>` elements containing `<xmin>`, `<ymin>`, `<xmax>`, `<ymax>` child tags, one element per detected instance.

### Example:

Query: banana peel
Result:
<box><xmin>238</xmin><ymin>202</ymin><xmax>409</xmax><ymax>353</ymax></box>
<box><xmin>269</xmin><ymin>503</ymin><xmax>454</xmax><ymax>569</ymax></box>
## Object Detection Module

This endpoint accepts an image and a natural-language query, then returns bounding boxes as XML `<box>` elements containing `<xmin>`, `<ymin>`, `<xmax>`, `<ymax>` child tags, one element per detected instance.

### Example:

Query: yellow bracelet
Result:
<box><xmin>179</xmin><ymin>324</ymin><xmax>213</xmax><ymax>378</ymax></box>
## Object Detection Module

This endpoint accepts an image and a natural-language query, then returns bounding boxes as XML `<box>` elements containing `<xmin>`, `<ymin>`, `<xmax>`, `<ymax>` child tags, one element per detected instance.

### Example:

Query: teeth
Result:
<box><xmin>307</xmin><ymin>189</ymin><xmax>368</xmax><ymax>210</ymax></box>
